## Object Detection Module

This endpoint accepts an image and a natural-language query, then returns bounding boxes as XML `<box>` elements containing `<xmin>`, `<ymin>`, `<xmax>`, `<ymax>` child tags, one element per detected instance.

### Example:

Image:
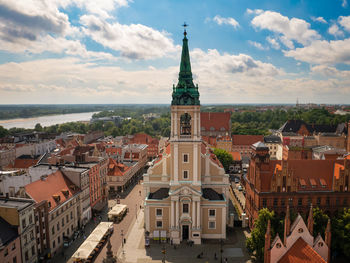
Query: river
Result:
<box><xmin>0</xmin><ymin>112</ymin><xmax>99</xmax><ymax>129</ymax></box>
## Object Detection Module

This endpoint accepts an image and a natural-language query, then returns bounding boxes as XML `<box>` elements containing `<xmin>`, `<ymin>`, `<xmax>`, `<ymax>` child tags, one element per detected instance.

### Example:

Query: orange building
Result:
<box><xmin>244</xmin><ymin>142</ymin><xmax>350</xmax><ymax>229</ymax></box>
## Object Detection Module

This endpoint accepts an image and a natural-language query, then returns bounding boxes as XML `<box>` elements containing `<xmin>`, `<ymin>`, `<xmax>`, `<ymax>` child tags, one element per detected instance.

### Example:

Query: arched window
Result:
<box><xmin>180</xmin><ymin>113</ymin><xmax>191</xmax><ymax>135</ymax></box>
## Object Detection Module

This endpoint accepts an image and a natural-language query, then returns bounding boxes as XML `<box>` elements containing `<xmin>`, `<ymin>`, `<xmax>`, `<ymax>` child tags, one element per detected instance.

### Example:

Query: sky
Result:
<box><xmin>0</xmin><ymin>0</ymin><xmax>350</xmax><ymax>105</ymax></box>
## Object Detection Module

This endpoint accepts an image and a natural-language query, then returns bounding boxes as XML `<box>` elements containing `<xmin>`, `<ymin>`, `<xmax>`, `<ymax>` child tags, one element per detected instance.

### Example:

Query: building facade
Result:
<box><xmin>244</xmin><ymin>142</ymin><xmax>350</xmax><ymax>228</ymax></box>
<box><xmin>0</xmin><ymin>217</ymin><xmax>22</xmax><ymax>263</ymax></box>
<box><xmin>143</xmin><ymin>31</ymin><xmax>229</xmax><ymax>245</ymax></box>
<box><xmin>0</xmin><ymin>197</ymin><xmax>37</xmax><ymax>263</ymax></box>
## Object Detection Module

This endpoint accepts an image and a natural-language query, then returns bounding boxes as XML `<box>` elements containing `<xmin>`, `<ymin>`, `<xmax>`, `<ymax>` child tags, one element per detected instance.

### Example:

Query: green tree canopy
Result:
<box><xmin>213</xmin><ymin>148</ymin><xmax>233</xmax><ymax>172</ymax></box>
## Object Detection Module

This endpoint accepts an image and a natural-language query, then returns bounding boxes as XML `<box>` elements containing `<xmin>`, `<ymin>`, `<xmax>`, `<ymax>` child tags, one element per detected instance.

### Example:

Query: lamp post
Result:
<box><xmin>161</xmin><ymin>243</ymin><xmax>166</xmax><ymax>263</ymax></box>
<box><xmin>220</xmin><ymin>239</ymin><xmax>224</xmax><ymax>263</ymax></box>
<box><xmin>121</xmin><ymin>229</ymin><xmax>125</xmax><ymax>255</ymax></box>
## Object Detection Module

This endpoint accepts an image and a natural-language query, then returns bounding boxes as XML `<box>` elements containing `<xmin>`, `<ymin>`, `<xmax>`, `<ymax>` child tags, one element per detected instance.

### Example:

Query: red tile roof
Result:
<box><xmin>229</xmin><ymin>151</ymin><xmax>241</xmax><ymax>161</ymax></box>
<box><xmin>232</xmin><ymin>135</ymin><xmax>264</xmax><ymax>146</ymax></box>
<box><xmin>278</xmin><ymin>237</ymin><xmax>326</xmax><ymax>263</ymax></box>
<box><xmin>6</xmin><ymin>158</ymin><xmax>39</xmax><ymax>169</ymax></box>
<box><xmin>107</xmin><ymin>158</ymin><xmax>129</xmax><ymax>176</ymax></box>
<box><xmin>200</xmin><ymin>112</ymin><xmax>231</xmax><ymax>132</ymax></box>
<box><xmin>25</xmin><ymin>170</ymin><xmax>79</xmax><ymax>211</ymax></box>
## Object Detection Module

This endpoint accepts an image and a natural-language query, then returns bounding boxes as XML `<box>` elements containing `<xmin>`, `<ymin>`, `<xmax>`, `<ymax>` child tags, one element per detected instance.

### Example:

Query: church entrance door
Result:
<box><xmin>182</xmin><ymin>225</ymin><xmax>189</xmax><ymax>240</ymax></box>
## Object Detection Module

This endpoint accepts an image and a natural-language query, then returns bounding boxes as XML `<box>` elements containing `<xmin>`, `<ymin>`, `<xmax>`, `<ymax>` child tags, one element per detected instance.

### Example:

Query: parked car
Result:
<box><xmin>234</xmin><ymin>178</ymin><xmax>240</xmax><ymax>183</ymax></box>
<box><xmin>238</xmin><ymin>185</ymin><xmax>243</xmax><ymax>191</ymax></box>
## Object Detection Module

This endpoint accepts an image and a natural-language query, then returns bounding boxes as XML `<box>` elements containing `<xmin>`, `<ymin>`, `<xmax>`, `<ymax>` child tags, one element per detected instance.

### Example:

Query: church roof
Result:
<box><xmin>202</xmin><ymin>188</ymin><xmax>224</xmax><ymax>200</ymax></box>
<box><xmin>148</xmin><ymin>188</ymin><xmax>169</xmax><ymax>200</ymax></box>
<box><xmin>171</xmin><ymin>29</ymin><xmax>200</xmax><ymax>106</ymax></box>
<box><xmin>277</xmin><ymin>237</ymin><xmax>326</xmax><ymax>263</ymax></box>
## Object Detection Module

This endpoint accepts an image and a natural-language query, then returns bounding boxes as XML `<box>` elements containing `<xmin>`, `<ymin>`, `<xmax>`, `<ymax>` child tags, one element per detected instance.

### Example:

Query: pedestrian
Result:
<box><xmin>139</xmin><ymin>190</ymin><xmax>141</xmax><ymax>196</ymax></box>
<box><xmin>224</xmin><ymin>258</ymin><xmax>228</xmax><ymax>263</ymax></box>
<box><xmin>214</xmin><ymin>252</ymin><xmax>217</xmax><ymax>260</ymax></box>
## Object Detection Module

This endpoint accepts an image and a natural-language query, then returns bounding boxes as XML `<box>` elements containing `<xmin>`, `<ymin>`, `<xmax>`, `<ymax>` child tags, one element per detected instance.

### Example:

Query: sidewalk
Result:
<box><xmin>118</xmin><ymin>210</ymin><xmax>252</xmax><ymax>263</ymax></box>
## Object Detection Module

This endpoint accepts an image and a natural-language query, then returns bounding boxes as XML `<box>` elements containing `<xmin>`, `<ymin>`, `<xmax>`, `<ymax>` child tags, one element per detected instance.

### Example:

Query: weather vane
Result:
<box><xmin>182</xmin><ymin>22</ymin><xmax>188</xmax><ymax>36</ymax></box>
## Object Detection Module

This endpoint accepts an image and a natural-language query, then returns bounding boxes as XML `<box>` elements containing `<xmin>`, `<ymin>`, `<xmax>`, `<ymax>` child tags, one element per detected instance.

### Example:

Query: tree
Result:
<box><xmin>246</xmin><ymin>208</ymin><xmax>276</xmax><ymax>262</ymax></box>
<box><xmin>34</xmin><ymin>123</ymin><xmax>43</xmax><ymax>132</ymax></box>
<box><xmin>0</xmin><ymin>125</ymin><xmax>9</xmax><ymax>138</ymax></box>
<box><xmin>213</xmin><ymin>148</ymin><xmax>233</xmax><ymax>172</ymax></box>
<box><xmin>332</xmin><ymin>208</ymin><xmax>350</xmax><ymax>259</ymax></box>
<box><xmin>312</xmin><ymin>207</ymin><xmax>329</xmax><ymax>238</ymax></box>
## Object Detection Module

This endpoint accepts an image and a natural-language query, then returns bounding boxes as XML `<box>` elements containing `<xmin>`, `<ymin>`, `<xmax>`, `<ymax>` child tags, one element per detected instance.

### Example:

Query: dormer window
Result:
<box><xmin>298</xmin><ymin>228</ymin><xmax>304</xmax><ymax>233</ymax></box>
<box><xmin>276</xmin><ymin>243</ymin><xmax>281</xmax><ymax>248</ymax></box>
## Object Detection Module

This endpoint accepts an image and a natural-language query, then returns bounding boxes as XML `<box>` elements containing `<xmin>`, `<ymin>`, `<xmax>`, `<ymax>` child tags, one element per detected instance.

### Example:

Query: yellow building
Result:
<box><xmin>143</xmin><ymin>30</ymin><xmax>229</xmax><ymax>245</ymax></box>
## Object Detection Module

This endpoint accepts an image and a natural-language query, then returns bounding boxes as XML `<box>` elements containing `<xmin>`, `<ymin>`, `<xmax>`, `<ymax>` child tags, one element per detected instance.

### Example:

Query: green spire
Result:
<box><xmin>171</xmin><ymin>26</ymin><xmax>200</xmax><ymax>106</ymax></box>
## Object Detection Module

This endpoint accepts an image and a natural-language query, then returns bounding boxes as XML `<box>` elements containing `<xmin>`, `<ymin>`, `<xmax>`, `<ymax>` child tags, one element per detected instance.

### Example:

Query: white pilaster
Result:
<box><xmin>145</xmin><ymin>205</ymin><xmax>150</xmax><ymax>231</ymax></box>
<box><xmin>174</xmin><ymin>143</ymin><xmax>178</xmax><ymax>183</ymax></box>
<box><xmin>194</xmin><ymin>143</ymin><xmax>198</xmax><ymax>182</ymax></box>
<box><xmin>192</xmin><ymin>201</ymin><xmax>196</xmax><ymax>228</ymax></box>
<box><xmin>196</xmin><ymin>201</ymin><xmax>200</xmax><ymax>228</ymax></box>
<box><xmin>194</xmin><ymin>112</ymin><xmax>197</xmax><ymax>137</ymax></box>
<box><xmin>171</xmin><ymin>201</ymin><xmax>174</xmax><ymax>227</ymax></box>
<box><xmin>174</xmin><ymin>111</ymin><xmax>178</xmax><ymax>137</ymax></box>
<box><xmin>176</xmin><ymin>200</ymin><xmax>179</xmax><ymax>227</ymax></box>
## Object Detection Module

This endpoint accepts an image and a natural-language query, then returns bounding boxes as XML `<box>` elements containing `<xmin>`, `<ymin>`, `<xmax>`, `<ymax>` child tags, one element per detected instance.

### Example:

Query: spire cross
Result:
<box><xmin>182</xmin><ymin>22</ymin><xmax>188</xmax><ymax>36</ymax></box>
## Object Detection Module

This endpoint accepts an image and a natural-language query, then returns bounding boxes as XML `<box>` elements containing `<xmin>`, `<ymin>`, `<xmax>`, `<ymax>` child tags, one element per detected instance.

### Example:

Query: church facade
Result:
<box><xmin>143</xmin><ymin>30</ymin><xmax>230</xmax><ymax>244</ymax></box>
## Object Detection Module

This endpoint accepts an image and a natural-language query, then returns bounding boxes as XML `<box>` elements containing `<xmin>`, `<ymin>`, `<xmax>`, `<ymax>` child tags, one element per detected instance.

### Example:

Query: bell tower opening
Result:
<box><xmin>180</xmin><ymin>113</ymin><xmax>191</xmax><ymax>135</ymax></box>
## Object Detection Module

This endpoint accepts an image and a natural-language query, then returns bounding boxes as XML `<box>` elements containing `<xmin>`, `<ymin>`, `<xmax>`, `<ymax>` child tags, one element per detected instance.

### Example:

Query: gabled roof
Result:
<box><xmin>264</xmin><ymin>135</ymin><xmax>282</xmax><ymax>143</ymax></box>
<box><xmin>108</xmin><ymin>158</ymin><xmax>129</xmax><ymax>177</ymax></box>
<box><xmin>200</xmin><ymin>112</ymin><xmax>231</xmax><ymax>132</ymax></box>
<box><xmin>277</xmin><ymin>237</ymin><xmax>326</xmax><ymax>263</ymax></box>
<box><xmin>279</xmin><ymin>120</ymin><xmax>339</xmax><ymax>135</ymax></box>
<box><xmin>232</xmin><ymin>135</ymin><xmax>264</xmax><ymax>146</ymax></box>
<box><xmin>25</xmin><ymin>170</ymin><xmax>80</xmax><ymax>211</ymax></box>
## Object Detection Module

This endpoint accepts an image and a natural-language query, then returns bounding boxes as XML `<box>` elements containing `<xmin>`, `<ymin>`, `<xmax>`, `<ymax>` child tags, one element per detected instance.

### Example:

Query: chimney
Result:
<box><xmin>264</xmin><ymin>219</ymin><xmax>271</xmax><ymax>263</ymax></box>
<box><xmin>284</xmin><ymin>205</ymin><xmax>290</xmax><ymax>246</ymax></box>
<box><xmin>307</xmin><ymin>203</ymin><xmax>313</xmax><ymax>236</ymax></box>
<box><xmin>325</xmin><ymin>219</ymin><xmax>331</xmax><ymax>263</ymax></box>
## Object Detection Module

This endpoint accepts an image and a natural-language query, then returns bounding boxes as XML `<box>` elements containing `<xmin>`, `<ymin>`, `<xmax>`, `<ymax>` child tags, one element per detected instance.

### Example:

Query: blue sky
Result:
<box><xmin>0</xmin><ymin>0</ymin><xmax>349</xmax><ymax>104</ymax></box>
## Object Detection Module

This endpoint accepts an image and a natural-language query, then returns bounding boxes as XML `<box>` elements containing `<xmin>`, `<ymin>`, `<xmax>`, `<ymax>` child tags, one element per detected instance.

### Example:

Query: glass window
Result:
<box><xmin>298</xmin><ymin>198</ymin><xmax>302</xmax><ymax>206</ymax></box>
<box><xmin>31</xmin><ymin>246</ymin><xmax>35</xmax><ymax>256</ymax></box>
<box><xmin>25</xmin><ymin>251</ymin><xmax>29</xmax><ymax>261</ymax></box>
<box><xmin>156</xmin><ymin>221</ymin><xmax>162</xmax><ymax>228</ymax></box>
<box><xmin>156</xmin><ymin>209</ymin><xmax>162</xmax><ymax>216</ymax></box>
<box><xmin>209</xmin><ymin>221</ymin><xmax>216</xmax><ymax>229</ymax></box>
<box><xmin>4</xmin><ymin>249</ymin><xmax>8</xmax><ymax>256</ymax></box>
<box><xmin>183</xmin><ymin>154</ymin><xmax>189</xmax><ymax>163</ymax></box>
<box><xmin>13</xmin><ymin>256</ymin><xmax>17</xmax><ymax>263</ymax></box>
<box><xmin>52</xmin><ymin>227</ymin><xmax>55</xmax><ymax>235</ymax></box>
<box><xmin>183</xmin><ymin>204</ymin><xmax>189</xmax><ymax>213</ymax></box>
<box><xmin>58</xmin><ymin>236</ymin><xmax>60</xmax><ymax>244</ymax></box>
<box><xmin>209</xmin><ymin>209</ymin><xmax>215</xmax><ymax>217</ymax></box>
<box><xmin>317</xmin><ymin>197</ymin><xmax>321</xmax><ymax>206</ymax></box>
<box><xmin>183</xmin><ymin>170</ymin><xmax>189</xmax><ymax>179</ymax></box>
<box><xmin>22</xmin><ymin>219</ymin><xmax>26</xmax><ymax>229</ymax></box>
<box><xmin>11</xmin><ymin>243</ymin><xmax>15</xmax><ymax>250</ymax></box>
<box><xmin>262</xmin><ymin>198</ymin><xmax>267</xmax><ymax>207</ymax></box>
<box><xmin>273</xmin><ymin>198</ymin><xmax>278</xmax><ymax>207</ymax></box>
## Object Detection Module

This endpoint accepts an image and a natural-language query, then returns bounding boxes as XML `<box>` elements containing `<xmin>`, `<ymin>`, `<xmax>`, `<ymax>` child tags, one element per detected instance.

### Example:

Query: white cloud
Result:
<box><xmin>251</xmin><ymin>10</ymin><xmax>320</xmax><ymax>48</ymax></box>
<box><xmin>246</xmin><ymin>9</ymin><xmax>263</xmax><ymax>15</ymax></box>
<box><xmin>311</xmin><ymin>16</ymin><xmax>327</xmax><ymax>24</ymax></box>
<box><xmin>248</xmin><ymin>40</ymin><xmax>268</xmax><ymax>50</ymax></box>
<box><xmin>213</xmin><ymin>15</ymin><xmax>239</xmax><ymax>29</ymax></box>
<box><xmin>328</xmin><ymin>24</ymin><xmax>344</xmax><ymax>37</ymax></box>
<box><xmin>80</xmin><ymin>15</ymin><xmax>178</xmax><ymax>60</ymax></box>
<box><xmin>342</xmin><ymin>0</ymin><xmax>348</xmax><ymax>8</ymax></box>
<box><xmin>266</xmin><ymin>36</ymin><xmax>281</xmax><ymax>49</ymax></box>
<box><xmin>191</xmin><ymin>48</ymin><xmax>280</xmax><ymax>77</ymax></box>
<box><xmin>55</xmin><ymin>0</ymin><xmax>132</xmax><ymax>19</ymax></box>
<box><xmin>339</xmin><ymin>16</ymin><xmax>350</xmax><ymax>32</ymax></box>
<box><xmin>284</xmin><ymin>38</ymin><xmax>350</xmax><ymax>65</ymax></box>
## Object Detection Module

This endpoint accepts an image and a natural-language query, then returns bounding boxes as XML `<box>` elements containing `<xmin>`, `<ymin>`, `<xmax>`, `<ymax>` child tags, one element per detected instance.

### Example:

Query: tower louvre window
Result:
<box><xmin>180</xmin><ymin>113</ymin><xmax>191</xmax><ymax>135</ymax></box>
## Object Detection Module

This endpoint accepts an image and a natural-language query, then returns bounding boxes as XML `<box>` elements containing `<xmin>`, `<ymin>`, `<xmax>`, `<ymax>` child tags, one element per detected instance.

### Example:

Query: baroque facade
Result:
<box><xmin>143</xmin><ymin>30</ymin><xmax>229</xmax><ymax>244</ymax></box>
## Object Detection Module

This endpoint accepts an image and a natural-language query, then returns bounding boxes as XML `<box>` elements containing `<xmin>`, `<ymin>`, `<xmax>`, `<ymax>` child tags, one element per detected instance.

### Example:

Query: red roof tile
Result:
<box><xmin>107</xmin><ymin>158</ymin><xmax>129</xmax><ymax>176</ymax></box>
<box><xmin>232</xmin><ymin>135</ymin><xmax>264</xmax><ymax>146</ymax></box>
<box><xmin>278</xmin><ymin>237</ymin><xmax>326</xmax><ymax>263</ymax></box>
<box><xmin>200</xmin><ymin>112</ymin><xmax>231</xmax><ymax>132</ymax></box>
<box><xmin>6</xmin><ymin>158</ymin><xmax>39</xmax><ymax>169</ymax></box>
<box><xmin>229</xmin><ymin>151</ymin><xmax>241</xmax><ymax>161</ymax></box>
<box><xmin>25</xmin><ymin>170</ymin><xmax>79</xmax><ymax>211</ymax></box>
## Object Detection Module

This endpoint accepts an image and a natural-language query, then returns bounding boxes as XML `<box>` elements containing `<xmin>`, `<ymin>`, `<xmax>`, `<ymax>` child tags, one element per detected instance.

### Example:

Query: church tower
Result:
<box><xmin>143</xmin><ymin>27</ymin><xmax>229</xmax><ymax>246</ymax></box>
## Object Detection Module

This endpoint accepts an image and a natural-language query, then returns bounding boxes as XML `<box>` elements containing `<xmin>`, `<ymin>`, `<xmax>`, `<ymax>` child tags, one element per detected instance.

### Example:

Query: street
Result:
<box><xmin>50</xmin><ymin>181</ymin><xmax>144</xmax><ymax>263</ymax></box>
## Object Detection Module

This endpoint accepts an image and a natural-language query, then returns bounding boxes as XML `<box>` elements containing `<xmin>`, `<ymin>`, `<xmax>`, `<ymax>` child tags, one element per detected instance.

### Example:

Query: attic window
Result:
<box><xmin>276</xmin><ymin>243</ymin><xmax>281</xmax><ymax>248</ymax></box>
<box><xmin>320</xmin><ymin>178</ymin><xmax>327</xmax><ymax>188</ymax></box>
<box><xmin>310</xmin><ymin>178</ymin><xmax>317</xmax><ymax>188</ymax></box>
<box><xmin>53</xmin><ymin>195</ymin><xmax>61</xmax><ymax>202</ymax></box>
<box><xmin>299</xmin><ymin>178</ymin><xmax>306</xmax><ymax>188</ymax></box>
<box><xmin>298</xmin><ymin>228</ymin><xmax>304</xmax><ymax>233</ymax></box>
<box><xmin>61</xmin><ymin>189</ymin><xmax>69</xmax><ymax>196</ymax></box>
<box><xmin>318</xmin><ymin>242</ymin><xmax>324</xmax><ymax>247</ymax></box>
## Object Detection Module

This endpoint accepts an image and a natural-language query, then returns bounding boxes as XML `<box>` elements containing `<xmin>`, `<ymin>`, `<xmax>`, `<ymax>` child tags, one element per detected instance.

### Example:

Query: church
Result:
<box><xmin>143</xmin><ymin>29</ymin><xmax>230</xmax><ymax>244</ymax></box>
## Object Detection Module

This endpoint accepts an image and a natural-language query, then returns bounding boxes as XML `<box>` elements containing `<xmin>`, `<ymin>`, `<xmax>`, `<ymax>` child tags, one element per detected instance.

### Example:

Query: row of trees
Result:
<box><xmin>231</xmin><ymin>108</ymin><xmax>350</xmax><ymax>135</ymax></box>
<box><xmin>246</xmin><ymin>207</ymin><xmax>350</xmax><ymax>261</ymax></box>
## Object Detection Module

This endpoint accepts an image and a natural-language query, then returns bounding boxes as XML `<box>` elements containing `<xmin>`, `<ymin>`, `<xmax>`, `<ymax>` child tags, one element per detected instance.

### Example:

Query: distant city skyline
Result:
<box><xmin>0</xmin><ymin>0</ymin><xmax>349</xmax><ymax>104</ymax></box>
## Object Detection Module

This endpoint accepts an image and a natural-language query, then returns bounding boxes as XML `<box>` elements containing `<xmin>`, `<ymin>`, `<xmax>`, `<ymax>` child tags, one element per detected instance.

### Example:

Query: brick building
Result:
<box><xmin>244</xmin><ymin>142</ymin><xmax>350</xmax><ymax>228</ymax></box>
<box><xmin>200</xmin><ymin>112</ymin><xmax>231</xmax><ymax>137</ymax></box>
<box><xmin>232</xmin><ymin>135</ymin><xmax>264</xmax><ymax>158</ymax></box>
<box><xmin>127</xmin><ymin>133</ymin><xmax>159</xmax><ymax>159</ymax></box>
